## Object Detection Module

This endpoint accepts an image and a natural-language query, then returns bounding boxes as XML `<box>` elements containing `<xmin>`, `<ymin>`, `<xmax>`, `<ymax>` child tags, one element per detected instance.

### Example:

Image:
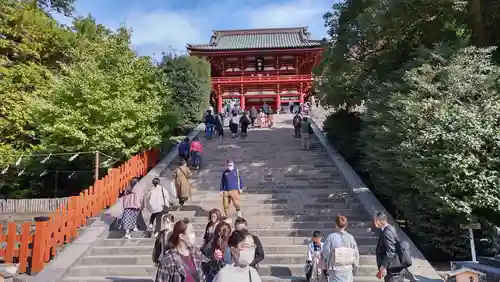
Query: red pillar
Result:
<box><xmin>240</xmin><ymin>94</ymin><xmax>245</xmax><ymax>111</ymax></box>
<box><xmin>275</xmin><ymin>93</ymin><xmax>281</xmax><ymax>112</ymax></box>
<box><xmin>299</xmin><ymin>92</ymin><xmax>304</xmax><ymax>104</ymax></box>
<box><xmin>217</xmin><ymin>94</ymin><xmax>223</xmax><ymax>113</ymax></box>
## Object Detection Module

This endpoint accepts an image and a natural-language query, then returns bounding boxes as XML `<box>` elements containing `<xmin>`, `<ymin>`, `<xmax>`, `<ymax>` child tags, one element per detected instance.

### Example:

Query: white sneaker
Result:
<box><xmin>148</xmin><ymin>224</ymin><xmax>153</xmax><ymax>230</ymax></box>
<box><xmin>133</xmin><ymin>227</ymin><xmax>139</xmax><ymax>232</ymax></box>
<box><xmin>124</xmin><ymin>233</ymin><xmax>132</xmax><ymax>240</ymax></box>
<box><xmin>237</xmin><ymin>211</ymin><xmax>242</xmax><ymax>217</ymax></box>
<box><xmin>153</xmin><ymin>232</ymin><xmax>159</xmax><ymax>237</ymax></box>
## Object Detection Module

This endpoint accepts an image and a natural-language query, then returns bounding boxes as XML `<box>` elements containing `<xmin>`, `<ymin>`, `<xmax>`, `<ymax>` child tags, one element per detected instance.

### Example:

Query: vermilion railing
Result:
<box><xmin>212</xmin><ymin>74</ymin><xmax>313</xmax><ymax>84</ymax></box>
<box><xmin>0</xmin><ymin>149</ymin><xmax>160</xmax><ymax>274</ymax></box>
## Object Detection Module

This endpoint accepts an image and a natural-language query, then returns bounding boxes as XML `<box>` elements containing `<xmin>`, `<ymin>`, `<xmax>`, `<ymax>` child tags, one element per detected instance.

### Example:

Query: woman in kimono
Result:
<box><xmin>322</xmin><ymin>215</ymin><xmax>359</xmax><ymax>282</ymax></box>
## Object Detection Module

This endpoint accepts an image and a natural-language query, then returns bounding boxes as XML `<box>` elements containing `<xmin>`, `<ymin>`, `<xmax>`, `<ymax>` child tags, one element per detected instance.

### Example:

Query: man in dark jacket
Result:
<box><xmin>374</xmin><ymin>211</ymin><xmax>406</xmax><ymax>282</ymax></box>
<box><xmin>220</xmin><ymin>160</ymin><xmax>243</xmax><ymax>217</ymax></box>
<box><xmin>234</xmin><ymin>217</ymin><xmax>264</xmax><ymax>272</ymax></box>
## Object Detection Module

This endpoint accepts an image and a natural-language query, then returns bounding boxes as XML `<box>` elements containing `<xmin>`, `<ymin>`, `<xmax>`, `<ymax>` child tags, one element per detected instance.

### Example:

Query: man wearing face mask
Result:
<box><xmin>234</xmin><ymin>217</ymin><xmax>264</xmax><ymax>272</ymax></box>
<box><xmin>213</xmin><ymin>230</ymin><xmax>262</xmax><ymax>282</ymax></box>
<box><xmin>220</xmin><ymin>160</ymin><xmax>244</xmax><ymax>217</ymax></box>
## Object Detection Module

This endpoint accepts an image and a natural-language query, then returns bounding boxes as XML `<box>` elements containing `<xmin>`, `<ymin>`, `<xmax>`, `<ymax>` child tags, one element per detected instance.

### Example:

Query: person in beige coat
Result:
<box><xmin>173</xmin><ymin>159</ymin><xmax>192</xmax><ymax>210</ymax></box>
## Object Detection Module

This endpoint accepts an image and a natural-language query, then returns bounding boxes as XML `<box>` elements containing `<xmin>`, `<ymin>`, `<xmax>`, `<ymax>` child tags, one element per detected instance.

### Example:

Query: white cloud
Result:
<box><xmin>63</xmin><ymin>0</ymin><xmax>333</xmax><ymax>57</ymax></box>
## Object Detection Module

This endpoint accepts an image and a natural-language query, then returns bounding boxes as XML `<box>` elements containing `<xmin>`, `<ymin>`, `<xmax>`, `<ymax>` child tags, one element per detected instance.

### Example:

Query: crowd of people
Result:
<box><xmin>116</xmin><ymin>102</ymin><xmax>413</xmax><ymax>282</ymax></box>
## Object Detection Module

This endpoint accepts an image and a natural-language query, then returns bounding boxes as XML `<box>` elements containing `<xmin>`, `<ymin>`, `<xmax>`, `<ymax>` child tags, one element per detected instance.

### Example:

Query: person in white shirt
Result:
<box><xmin>146</xmin><ymin>178</ymin><xmax>171</xmax><ymax>237</ymax></box>
<box><xmin>213</xmin><ymin>230</ymin><xmax>262</xmax><ymax>282</ymax></box>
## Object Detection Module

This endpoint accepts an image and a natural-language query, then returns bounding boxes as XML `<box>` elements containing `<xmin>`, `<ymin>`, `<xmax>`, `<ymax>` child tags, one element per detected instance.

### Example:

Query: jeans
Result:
<box><xmin>191</xmin><ymin>151</ymin><xmax>202</xmax><ymax>167</ymax></box>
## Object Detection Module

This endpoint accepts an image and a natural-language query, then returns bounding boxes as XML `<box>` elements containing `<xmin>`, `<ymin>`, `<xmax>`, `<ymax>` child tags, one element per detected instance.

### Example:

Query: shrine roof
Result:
<box><xmin>187</xmin><ymin>27</ymin><xmax>322</xmax><ymax>51</ymax></box>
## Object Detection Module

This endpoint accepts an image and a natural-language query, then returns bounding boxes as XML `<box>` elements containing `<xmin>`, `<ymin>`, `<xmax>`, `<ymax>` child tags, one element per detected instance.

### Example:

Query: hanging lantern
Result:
<box><xmin>255</xmin><ymin>57</ymin><xmax>264</xmax><ymax>72</ymax></box>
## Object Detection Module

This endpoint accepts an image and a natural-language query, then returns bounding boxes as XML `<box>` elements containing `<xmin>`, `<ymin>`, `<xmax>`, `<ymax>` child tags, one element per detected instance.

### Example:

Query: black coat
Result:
<box><xmin>250</xmin><ymin>234</ymin><xmax>265</xmax><ymax>268</ymax></box>
<box><xmin>375</xmin><ymin>224</ymin><xmax>402</xmax><ymax>270</ymax></box>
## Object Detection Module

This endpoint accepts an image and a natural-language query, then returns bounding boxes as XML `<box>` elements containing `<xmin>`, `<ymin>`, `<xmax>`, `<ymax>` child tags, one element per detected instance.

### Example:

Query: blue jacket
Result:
<box><xmin>220</xmin><ymin>169</ymin><xmax>242</xmax><ymax>191</ymax></box>
<box><xmin>178</xmin><ymin>142</ymin><xmax>189</xmax><ymax>155</ymax></box>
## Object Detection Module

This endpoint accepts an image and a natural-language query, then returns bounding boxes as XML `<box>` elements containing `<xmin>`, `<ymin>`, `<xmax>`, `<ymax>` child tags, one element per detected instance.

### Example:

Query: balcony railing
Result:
<box><xmin>212</xmin><ymin>74</ymin><xmax>313</xmax><ymax>84</ymax></box>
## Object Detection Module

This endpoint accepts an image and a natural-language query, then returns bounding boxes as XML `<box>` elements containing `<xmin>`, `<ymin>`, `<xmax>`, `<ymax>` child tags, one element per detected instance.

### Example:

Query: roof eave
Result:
<box><xmin>187</xmin><ymin>45</ymin><xmax>324</xmax><ymax>52</ymax></box>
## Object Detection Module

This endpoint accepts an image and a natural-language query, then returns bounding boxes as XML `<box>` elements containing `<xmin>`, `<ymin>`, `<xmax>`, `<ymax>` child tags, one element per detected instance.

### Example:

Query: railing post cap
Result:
<box><xmin>34</xmin><ymin>216</ymin><xmax>50</xmax><ymax>222</ymax></box>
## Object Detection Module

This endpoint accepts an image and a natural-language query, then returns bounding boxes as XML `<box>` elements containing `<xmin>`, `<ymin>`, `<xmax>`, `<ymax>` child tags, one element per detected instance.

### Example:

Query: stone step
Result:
<box><xmin>188</xmin><ymin>215</ymin><xmax>369</xmax><ymax>223</ymax></box>
<box><xmin>60</xmin><ymin>276</ymin><xmax>379</xmax><ymax>282</ymax></box>
<box><xmin>106</xmin><ymin>230</ymin><xmax>378</xmax><ymax>242</ymax></box>
<box><xmin>190</xmin><ymin>220</ymin><xmax>373</xmax><ymax>230</ymax></box>
<box><xmin>183</xmin><ymin>193</ymin><xmax>351</xmax><ymax>200</ymax></box>
<box><xmin>66</xmin><ymin>264</ymin><xmax>379</xmax><ymax>277</ymax></box>
<box><xmin>79</xmin><ymin>254</ymin><xmax>377</xmax><ymax>266</ymax></box>
<box><xmin>186</xmin><ymin>197</ymin><xmax>357</xmax><ymax>205</ymax></box>
<box><xmin>184</xmin><ymin>209</ymin><xmax>369</xmax><ymax>217</ymax></box>
<box><xmin>90</xmin><ymin>244</ymin><xmax>377</xmax><ymax>256</ymax></box>
<box><xmin>175</xmin><ymin>202</ymin><xmax>360</xmax><ymax>210</ymax></box>
<box><xmin>190</xmin><ymin>188</ymin><xmax>349</xmax><ymax>194</ymax></box>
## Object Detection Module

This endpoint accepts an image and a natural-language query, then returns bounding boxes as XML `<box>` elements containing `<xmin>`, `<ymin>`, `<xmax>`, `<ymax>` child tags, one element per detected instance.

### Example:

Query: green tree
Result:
<box><xmin>0</xmin><ymin>0</ymin><xmax>74</xmax><ymax>168</ymax></box>
<box><xmin>159</xmin><ymin>55</ymin><xmax>211</xmax><ymax>134</ymax></box>
<box><xmin>319</xmin><ymin>0</ymin><xmax>500</xmax><ymax>259</ymax></box>
<box><xmin>34</xmin><ymin>24</ymin><xmax>175</xmax><ymax>158</ymax></box>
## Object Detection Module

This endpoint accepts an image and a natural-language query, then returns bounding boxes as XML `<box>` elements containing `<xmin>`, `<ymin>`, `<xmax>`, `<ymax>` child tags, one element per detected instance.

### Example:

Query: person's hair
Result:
<box><xmin>167</xmin><ymin>218</ymin><xmax>190</xmax><ymax>249</ymax></box>
<box><xmin>212</xmin><ymin>222</ymin><xmax>232</xmax><ymax>252</ymax></box>
<box><xmin>228</xmin><ymin>229</ymin><xmax>251</xmax><ymax>248</ymax></box>
<box><xmin>335</xmin><ymin>215</ymin><xmax>348</xmax><ymax>229</ymax></box>
<box><xmin>374</xmin><ymin>211</ymin><xmax>387</xmax><ymax>222</ymax></box>
<box><xmin>208</xmin><ymin>208</ymin><xmax>222</xmax><ymax>222</ymax></box>
<box><xmin>227</xmin><ymin>160</ymin><xmax>234</xmax><ymax>165</ymax></box>
<box><xmin>180</xmin><ymin>159</ymin><xmax>187</xmax><ymax>165</ymax></box>
<box><xmin>312</xmin><ymin>230</ymin><xmax>322</xmax><ymax>238</ymax></box>
<box><xmin>183</xmin><ymin>137</ymin><xmax>189</xmax><ymax>142</ymax></box>
<box><xmin>152</xmin><ymin>177</ymin><xmax>160</xmax><ymax>186</ymax></box>
<box><xmin>234</xmin><ymin>217</ymin><xmax>248</xmax><ymax>227</ymax></box>
<box><xmin>207</xmin><ymin>110</ymin><xmax>212</xmax><ymax>114</ymax></box>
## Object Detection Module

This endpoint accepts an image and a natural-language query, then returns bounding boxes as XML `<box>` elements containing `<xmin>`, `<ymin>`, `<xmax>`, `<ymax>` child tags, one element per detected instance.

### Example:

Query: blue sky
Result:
<box><xmin>53</xmin><ymin>0</ymin><xmax>335</xmax><ymax>58</ymax></box>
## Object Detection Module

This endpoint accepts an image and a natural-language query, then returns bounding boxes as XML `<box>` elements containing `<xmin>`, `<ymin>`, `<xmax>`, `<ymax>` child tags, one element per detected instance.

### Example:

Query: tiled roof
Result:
<box><xmin>187</xmin><ymin>27</ymin><xmax>322</xmax><ymax>51</ymax></box>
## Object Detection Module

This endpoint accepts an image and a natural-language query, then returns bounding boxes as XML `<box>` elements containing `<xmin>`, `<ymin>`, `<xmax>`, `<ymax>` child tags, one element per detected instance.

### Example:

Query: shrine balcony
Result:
<box><xmin>212</xmin><ymin>74</ymin><xmax>313</xmax><ymax>85</ymax></box>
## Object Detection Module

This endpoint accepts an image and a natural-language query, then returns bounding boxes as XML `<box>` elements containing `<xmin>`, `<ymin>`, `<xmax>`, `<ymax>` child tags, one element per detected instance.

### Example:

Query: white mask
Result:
<box><xmin>237</xmin><ymin>249</ymin><xmax>255</xmax><ymax>266</ymax></box>
<box><xmin>183</xmin><ymin>232</ymin><xmax>196</xmax><ymax>246</ymax></box>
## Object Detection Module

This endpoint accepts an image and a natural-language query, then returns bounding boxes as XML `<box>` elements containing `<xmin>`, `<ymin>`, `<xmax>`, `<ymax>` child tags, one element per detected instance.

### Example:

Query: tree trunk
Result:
<box><xmin>468</xmin><ymin>0</ymin><xmax>487</xmax><ymax>46</ymax></box>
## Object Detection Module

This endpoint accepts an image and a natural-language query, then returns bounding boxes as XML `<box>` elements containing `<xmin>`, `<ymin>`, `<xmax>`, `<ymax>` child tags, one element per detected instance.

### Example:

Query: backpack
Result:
<box><xmin>394</xmin><ymin>240</ymin><xmax>412</xmax><ymax>268</ymax></box>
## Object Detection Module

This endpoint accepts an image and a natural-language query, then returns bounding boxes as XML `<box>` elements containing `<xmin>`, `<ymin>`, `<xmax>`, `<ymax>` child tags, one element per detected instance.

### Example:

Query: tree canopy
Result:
<box><xmin>0</xmin><ymin>0</ymin><xmax>210</xmax><ymax>198</ymax></box>
<box><xmin>319</xmin><ymin>0</ymin><xmax>500</xmax><ymax>259</ymax></box>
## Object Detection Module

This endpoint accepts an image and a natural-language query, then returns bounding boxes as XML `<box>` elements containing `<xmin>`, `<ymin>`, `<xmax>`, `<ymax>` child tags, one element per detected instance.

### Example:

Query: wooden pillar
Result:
<box><xmin>299</xmin><ymin>92</ymin><xmax>304</xmax><ymax>104</ymax></box>
<box><xmin>275</xmin><ymin>93</ymin><xmax>281</xmax><ymax>112</ymax></box>
<box><xmin>217</xmin><ymin>93</ymin><xmax>223</xmax><ymax>114</ymax></box>
<box><xmin>240</xmin><ymin>94</ymin><xmax>246</xmax><ymax>111</ymax></box>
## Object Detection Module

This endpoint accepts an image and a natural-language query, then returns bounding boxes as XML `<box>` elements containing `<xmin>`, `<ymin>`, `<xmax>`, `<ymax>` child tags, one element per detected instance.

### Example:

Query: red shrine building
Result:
<box><xmin>186</xmin><ymin>27</ymin><xmax>323</xmax><ymax>113</ymax></box>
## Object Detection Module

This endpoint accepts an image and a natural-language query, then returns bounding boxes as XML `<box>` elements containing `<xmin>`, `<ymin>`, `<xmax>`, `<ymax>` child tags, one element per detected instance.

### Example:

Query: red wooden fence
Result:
<box><xmin>0</xmin><ymin>149</ymin><xmax>160</xmax><ymax>274</ymax></box>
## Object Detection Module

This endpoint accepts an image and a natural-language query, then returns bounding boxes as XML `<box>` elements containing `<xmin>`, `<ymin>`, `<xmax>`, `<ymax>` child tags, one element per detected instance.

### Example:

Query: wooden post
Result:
<box><xmin>94</xmin><ymin>151</ymin><xmax>99</xmax><ymax>181</ymax></box>
<box><xmin>31</xmin><ymin>216</ymin><xmax>50</xmax><ymax>274</ymax></box>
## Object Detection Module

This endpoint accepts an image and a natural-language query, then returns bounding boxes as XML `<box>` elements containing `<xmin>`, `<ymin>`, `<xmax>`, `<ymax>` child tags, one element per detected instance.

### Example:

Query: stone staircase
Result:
<box><xmin>58</xmin><ymin>114</ymin><xmax>413</xmax><ymax>282</ymax></box>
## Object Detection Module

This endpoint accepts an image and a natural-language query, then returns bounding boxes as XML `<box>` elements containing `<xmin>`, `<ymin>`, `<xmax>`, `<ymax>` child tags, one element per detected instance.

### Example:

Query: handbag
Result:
<box><xmin>160</xmin><ymin>186</ymin><xmax>169</xmax><ymax>214</ymax></box>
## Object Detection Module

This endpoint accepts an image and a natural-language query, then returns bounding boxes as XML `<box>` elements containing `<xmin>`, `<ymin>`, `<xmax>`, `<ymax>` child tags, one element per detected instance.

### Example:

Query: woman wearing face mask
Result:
<box><xmin>152</xmin><ymin>214</ymin><xmax>175</xmax><ymax>266</ymax></box>
<box><xmin>201</xmin><ymin>222</ymin><xmax>233</xmax><ymax>282</ymax></box>
<box><xmin>155</xmin><ymin>218</ymin><xmax>208</xmax><ymax>282</ymax></box>
<box><xmin>213</xmin><ymin>230</ymin><xmax>262</xmax><ymax>282</ymax></box>
<box><xmin>203</xmin><ymin>209</ymin><xmax>222</xmax><ymax>247</ymax></box>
